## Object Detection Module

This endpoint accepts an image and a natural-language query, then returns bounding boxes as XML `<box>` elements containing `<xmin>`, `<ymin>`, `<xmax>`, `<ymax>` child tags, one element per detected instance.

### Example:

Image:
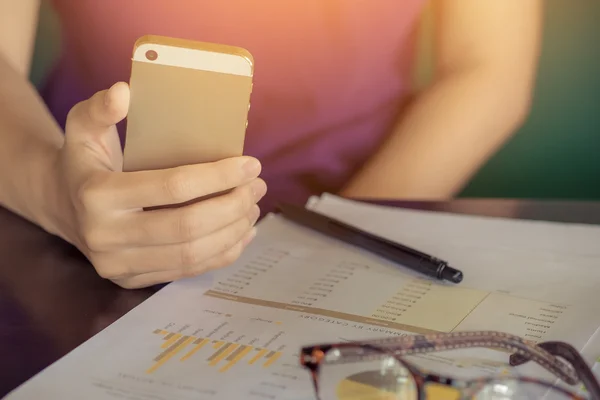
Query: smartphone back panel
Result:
<box><xmin>123</xmin><ymin>36</ymin><xmax>254</xmax><ymax>172</ymax></box>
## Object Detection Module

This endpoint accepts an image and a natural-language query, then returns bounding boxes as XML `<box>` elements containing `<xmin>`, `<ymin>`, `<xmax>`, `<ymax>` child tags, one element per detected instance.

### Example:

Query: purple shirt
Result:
<box><xmin>43</xmin><ymin>0</ymin><xmax>426</xmax><ymax>212</ymax></box>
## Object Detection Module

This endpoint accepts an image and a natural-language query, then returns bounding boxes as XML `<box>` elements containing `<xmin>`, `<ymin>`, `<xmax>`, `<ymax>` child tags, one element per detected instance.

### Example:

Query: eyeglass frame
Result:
<box><xmin>300</xmin><ymin>330</ymin><xmax>600</xmax><ymax>400</ymax></box>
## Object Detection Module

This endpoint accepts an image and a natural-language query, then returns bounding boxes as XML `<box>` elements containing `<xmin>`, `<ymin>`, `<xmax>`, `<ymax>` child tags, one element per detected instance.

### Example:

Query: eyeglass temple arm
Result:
<box><xmin>355</xmin><ymin>332</ymin><xmax>577</xmax><ymax>384</ymax></box>
<box><xmin>510</xmin><ymin>341</ymin><xmax>600</xmax><ymax>398</ymax></box>
<box><xmin>301</xmin><ymin>332</ymin><xmax>579</xmax><ymax>387</ymax></box>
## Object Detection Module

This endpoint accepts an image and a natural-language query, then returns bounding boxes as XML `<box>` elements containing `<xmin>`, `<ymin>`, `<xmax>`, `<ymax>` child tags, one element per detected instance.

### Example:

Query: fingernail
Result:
<box><xmin>243</xmin><ymin>227</ymin><xmax>257</xmax><ymax>246</ymax></box>
<box><xmin>250</xmin><ymin>179</ymin><xmax>267</xmax><ymax>201</ymax></box>
<box><xmin>249</xmin><ymin>205</ymin><xmax>261</xmax><ymax>225</ymax></box>
<box><xmin>242</xmin><ymin>157</ymin><xmax>261</xmax><ymax>178</ymax></box>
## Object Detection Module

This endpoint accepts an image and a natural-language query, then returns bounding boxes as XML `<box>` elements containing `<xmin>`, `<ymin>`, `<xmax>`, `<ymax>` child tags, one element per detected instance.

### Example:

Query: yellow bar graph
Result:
<box><xmin>149</xmin><ymin>329</ymin><xmax>284</xmax><ymax>373</ymax></box>
<box><xmin>264</xmin><ymin>351</ymin><xmax>282</xmax><ymax>367</ymax></box>
<box><xmin>181</xmin><ymin>338</ymin><xmax>209</xmax><ymax>361</ymax></box>
<box><xmin>249</xmin><ymin>349</ymin><xmax>268</xmax><ymax>365</ymax></box>
<box><xmin>162</xmin><ymin>333</ymin><xmax>182</xmax><ymax>349</ymax></box>
<box><xmin>209</xmin><ymin>344</ymin><xmax>238</xmax><ymax>366</ymax></box>
<box><xmin>147</xmin><ymin>336</ymin><xmax>195</xmax><ymax>374</ymax></box>
<box><xmin>220</xmin><ymin>346</ymin><xmax>253</xmax><ymax>372</ymax></box>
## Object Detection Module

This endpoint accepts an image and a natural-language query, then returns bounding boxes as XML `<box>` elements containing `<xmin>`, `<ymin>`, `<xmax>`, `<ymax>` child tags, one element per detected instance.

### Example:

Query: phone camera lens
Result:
<box><xmin>145</xmin><ymin>50</ymin><xmax>158</xmax><ymax>61</ymax></box>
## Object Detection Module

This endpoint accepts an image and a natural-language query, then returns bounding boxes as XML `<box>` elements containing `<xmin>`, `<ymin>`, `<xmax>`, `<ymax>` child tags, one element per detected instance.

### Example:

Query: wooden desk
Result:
<box><xmin>1</xmin><ymin>198</ymin><xmax>600</xmax><ymax>396</ymax></box>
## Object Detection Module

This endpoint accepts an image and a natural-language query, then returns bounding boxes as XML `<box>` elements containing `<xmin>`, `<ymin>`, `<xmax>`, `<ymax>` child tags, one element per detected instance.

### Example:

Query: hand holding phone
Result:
<box><xmin>50</xmin><ymin>36</ymin><xmax>265</xmax><ymax>289</ymax></box>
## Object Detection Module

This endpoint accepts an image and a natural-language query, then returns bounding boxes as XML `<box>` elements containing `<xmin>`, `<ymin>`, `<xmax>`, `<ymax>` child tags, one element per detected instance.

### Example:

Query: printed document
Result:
<box><xmin>5</xmin><ymin>195</ymin><xmax>600</xmax><ymax>399</ymax></box>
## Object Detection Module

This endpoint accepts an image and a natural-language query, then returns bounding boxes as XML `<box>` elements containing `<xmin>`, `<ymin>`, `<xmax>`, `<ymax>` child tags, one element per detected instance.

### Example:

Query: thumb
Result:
<box><xmin>64</xmin><ymin>82</ymin><xmax>130</xmax><ymax>170</ymax></box>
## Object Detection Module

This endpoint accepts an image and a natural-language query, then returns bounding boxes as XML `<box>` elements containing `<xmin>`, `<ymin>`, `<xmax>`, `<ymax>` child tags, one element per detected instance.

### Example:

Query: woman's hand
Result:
<box><xmin>52</xmin><ymin>82</ymin><xmax>266</xmax><ymax>288</ymax></box>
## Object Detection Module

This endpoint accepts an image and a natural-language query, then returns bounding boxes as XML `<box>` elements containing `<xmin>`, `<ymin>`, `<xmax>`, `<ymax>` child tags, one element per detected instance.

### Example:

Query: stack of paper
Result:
<box><xmin>5</xmin><ymin>194</ymin><xmax>600</xmax><ymax>399</ymax></box>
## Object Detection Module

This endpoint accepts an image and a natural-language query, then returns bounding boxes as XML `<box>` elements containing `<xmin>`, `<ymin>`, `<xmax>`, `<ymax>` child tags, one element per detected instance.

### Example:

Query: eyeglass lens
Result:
<box><xmin>472</xmin><ymin>380</ymin><xmax>579</xmax><ymax>400</ymax></box>
<box><xmin>316</xmin><ymin>347</ymin><xmax>416</xmax><ymax>400</ymax></box>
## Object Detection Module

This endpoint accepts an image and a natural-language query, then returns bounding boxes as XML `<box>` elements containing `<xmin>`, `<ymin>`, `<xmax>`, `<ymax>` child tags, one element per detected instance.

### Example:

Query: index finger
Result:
<box><xmin>87</xmin><ymin>156</ymin><xmax>262</xmax><ymax>210</ymax></box>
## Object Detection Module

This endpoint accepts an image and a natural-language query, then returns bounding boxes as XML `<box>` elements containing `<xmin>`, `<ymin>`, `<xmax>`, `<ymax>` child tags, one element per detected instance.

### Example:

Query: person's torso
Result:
<box><xmin>45</xmin><ymin>0</ymin><xmax>426</xmax><ymax>210</ymax></box>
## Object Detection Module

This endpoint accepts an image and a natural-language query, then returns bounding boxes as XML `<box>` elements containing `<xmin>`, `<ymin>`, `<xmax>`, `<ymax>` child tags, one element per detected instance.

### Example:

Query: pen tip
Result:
<box><xmin>451</xmin><ymin>271</ymin><xmax>463</xmax><ymax>283</ymax></box>
<box><xmin>442</xmin><ymin>267</ymin><xmax>463</xmax><ymax>284</ymax></box>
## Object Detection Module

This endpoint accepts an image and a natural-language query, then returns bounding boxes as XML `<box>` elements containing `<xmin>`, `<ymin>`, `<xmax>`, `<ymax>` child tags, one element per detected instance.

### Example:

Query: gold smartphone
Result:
<box><xmin>123</xmin><ymin>35</ymin><xmax>254</xmax><ymax>172</ymax></box>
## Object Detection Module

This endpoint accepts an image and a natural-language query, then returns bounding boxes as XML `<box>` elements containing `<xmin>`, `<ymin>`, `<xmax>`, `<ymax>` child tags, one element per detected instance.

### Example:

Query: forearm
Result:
<box><xmin>0</xmin><ymin>54</ymin><xmax>65</xmax><ymax>234</ymax></box>
<box><xmin>341</xmin><ymin>67</ymin><xmax>532</xmax><ymax>199</ymax></box>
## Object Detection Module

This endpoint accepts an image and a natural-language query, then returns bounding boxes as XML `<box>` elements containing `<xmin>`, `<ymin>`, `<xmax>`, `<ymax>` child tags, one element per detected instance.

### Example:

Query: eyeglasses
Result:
<box><xmin>300</xmin><ymin>330</ymin><xmax>600</xmax><ymax>399</ymax></box>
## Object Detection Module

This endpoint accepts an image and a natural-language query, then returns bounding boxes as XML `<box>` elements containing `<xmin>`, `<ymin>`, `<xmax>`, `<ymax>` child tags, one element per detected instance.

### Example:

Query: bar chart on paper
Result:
<box><xmin>78</xmin><ymin>313</ymin><xmax>315</xmax><ymax>400</ymax></box>
<box><xmin>148</xmin><ymin>328</ymin><xmax>283</xmax><ymax>374</ymax></box>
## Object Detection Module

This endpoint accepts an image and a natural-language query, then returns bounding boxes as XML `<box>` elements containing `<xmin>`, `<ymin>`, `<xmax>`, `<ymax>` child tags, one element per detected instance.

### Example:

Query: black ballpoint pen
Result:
<box><xmin>276</xmin><ymin>203</ymin><xmax>464</xmax><ymax>284</ymax></box>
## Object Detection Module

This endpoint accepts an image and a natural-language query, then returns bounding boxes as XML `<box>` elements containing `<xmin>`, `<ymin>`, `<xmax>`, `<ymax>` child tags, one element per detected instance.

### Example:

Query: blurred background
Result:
<box><xmin>30</xmin><ymin>0</ymin><xmax>600</xmax><ymax>201</ymax></box>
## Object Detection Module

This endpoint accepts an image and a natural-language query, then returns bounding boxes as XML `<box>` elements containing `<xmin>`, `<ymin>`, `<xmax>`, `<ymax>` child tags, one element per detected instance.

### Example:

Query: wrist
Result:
<box><xmin>40</xmin><ymin>149</ymin><xmax>80</xmax><ymax>245</ymax></box>
<box><xmin>21</xmin><ymin>146</ymin><xmax>78</xmax><ymax>246</ymax></box>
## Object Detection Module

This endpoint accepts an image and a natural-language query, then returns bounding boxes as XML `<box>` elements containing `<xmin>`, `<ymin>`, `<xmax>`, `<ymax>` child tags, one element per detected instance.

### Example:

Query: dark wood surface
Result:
<box><xmin>2</xmin><ymin>198</ymin><xmax>600</xmax><ymax>396</ymax></box>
